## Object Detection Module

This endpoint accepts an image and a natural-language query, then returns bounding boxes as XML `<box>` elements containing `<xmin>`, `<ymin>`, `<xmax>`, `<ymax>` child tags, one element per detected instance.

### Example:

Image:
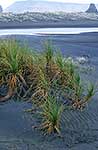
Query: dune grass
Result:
<box><xmin>39</xmin><ymin>95</ymin><xmax>64</xmax><ymax>135</ymax></box>
<box><xmin>0</xmin><ymin>39</ymin><xmax>96</xmax><ymax>135</ymax></box>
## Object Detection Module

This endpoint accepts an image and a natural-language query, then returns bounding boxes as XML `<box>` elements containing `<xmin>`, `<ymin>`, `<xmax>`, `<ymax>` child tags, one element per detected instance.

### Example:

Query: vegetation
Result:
<box><xmin>38</xmin><ymin>95</ymin><xmax>64</xmax><ymax>135</ymax></box>
<box><xmin>0</xmin><ymin>12</ymin><xmax>98</xmax><ymax>24</ymax></box>
<box><xmin>0</xmin><ymin>39</ymin><xmax>96</xmax><ymax>135</ymax></box>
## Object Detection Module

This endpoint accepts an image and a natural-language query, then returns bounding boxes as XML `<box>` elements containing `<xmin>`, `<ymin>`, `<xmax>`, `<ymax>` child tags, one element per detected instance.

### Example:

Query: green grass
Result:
<box><xmin>0</xmin><ymin>39</ymin><xmax>96</xmax><ymax>135</ymax></box>
<box><xmin>39</xmin><ymin>95</ymin><xmax>64</xmax><ymax>134</ymax></box>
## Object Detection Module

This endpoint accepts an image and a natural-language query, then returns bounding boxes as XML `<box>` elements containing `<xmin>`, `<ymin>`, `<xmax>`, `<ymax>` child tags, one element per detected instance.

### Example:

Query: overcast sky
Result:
<box><xmin>0</xmin><ymin>0</ymin><xmax>98</xmax><ymax>9</ymax></box>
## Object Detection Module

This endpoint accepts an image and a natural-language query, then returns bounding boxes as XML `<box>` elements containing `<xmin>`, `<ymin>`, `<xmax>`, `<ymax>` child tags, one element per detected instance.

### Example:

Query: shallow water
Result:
<box><xmin>0</xmin><ymin>31</ymin><xmax>98</xmax><ymax>149</ymax></box>
<box><xmin>0</xmin><ymin>28</ymin><xmax>98</xmax><ymax>35</ymax></box>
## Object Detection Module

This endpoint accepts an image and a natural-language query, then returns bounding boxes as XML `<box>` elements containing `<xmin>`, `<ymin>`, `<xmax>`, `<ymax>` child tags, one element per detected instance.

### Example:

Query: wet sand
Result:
<box><xmin>0</xmin><ymin>20</ymin><xmax>98</xmax><ymax>29</ymax></box>
<box><xmin>0</xmin><ymin>32</ymin><xmax>98</xmax><ymax>149</ymax></box>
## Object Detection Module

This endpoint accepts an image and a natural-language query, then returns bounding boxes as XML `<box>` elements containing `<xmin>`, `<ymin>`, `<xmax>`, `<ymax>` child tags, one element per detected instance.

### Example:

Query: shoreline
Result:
<box><xmin>0</xmin><ymin>22</ymin><xmax>98</xmax><ymax>29</ymax></box>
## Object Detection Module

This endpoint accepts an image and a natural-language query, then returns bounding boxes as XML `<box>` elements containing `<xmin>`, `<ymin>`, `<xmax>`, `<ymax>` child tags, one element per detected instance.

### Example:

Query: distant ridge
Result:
<box><xmin>4</xmin><ymin>0</ymin><xmax>96</xmax><ymax>13</ymax></box>
<box><xmin>0</xmin><ymin>5</ymin><xmax>3</xmax><ymax>13</ymax></box>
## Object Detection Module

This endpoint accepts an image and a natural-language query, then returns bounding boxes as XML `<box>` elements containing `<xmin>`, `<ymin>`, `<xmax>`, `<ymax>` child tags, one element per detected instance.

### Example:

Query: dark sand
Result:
<box><xmin>0</xmin><ymin>32</ymin><xmax>98</xmax><ymax>149</ymax></box>
<box><xmin>0</xmin><ymin>21</ymin><xmax>98</xmax><ymax>29</ymax></box>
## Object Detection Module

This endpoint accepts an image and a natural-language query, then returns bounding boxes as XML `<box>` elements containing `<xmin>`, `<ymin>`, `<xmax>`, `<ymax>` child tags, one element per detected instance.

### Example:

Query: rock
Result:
<box><xmin>0</xmin><ymin>5</ymin><xmax>3</xmax><ymax>13</ymax></box>
<box><xmin>86</xmin><ymin>3</ymin><xmax>98</xmax><ymax>13</ymax></box>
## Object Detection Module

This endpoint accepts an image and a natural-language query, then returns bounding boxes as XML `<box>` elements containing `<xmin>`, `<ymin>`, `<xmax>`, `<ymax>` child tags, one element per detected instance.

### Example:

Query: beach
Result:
<box><xmin>0</xmin><ymin>20</ymin><xmax>98</xmax><ymax>29</ymax></box>
<box><xmin>0</xmin><ymin>31</ymin><xmax>98</xmax><ymax>149</ymax></box>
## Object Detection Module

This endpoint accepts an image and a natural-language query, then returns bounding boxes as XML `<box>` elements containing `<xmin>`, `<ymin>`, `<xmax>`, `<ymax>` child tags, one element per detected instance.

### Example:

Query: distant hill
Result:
<box><xmin>4</xmin><ymin>0</ymin><xmax>97</xmax><ymax>13</ymax></box>
<box><xmin>0</xmin><ymin>5</ymin><xmax>3</xmax><ymax>13</ymax></box>
<box><xmin>0</xmin><ymin>11</ymin><xmax>98</xmax><ymax>28</ymax></box>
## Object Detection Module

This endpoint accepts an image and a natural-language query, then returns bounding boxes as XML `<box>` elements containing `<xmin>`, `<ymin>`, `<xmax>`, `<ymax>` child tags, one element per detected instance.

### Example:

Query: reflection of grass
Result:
<box><xmin>0</xmin><ymin>39</ymin><xmax>96</xmax><ymax>135</ymax></box>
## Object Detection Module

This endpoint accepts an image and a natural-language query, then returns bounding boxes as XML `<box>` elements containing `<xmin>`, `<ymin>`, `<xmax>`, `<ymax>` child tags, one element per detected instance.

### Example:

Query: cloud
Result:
<box><xmin>0</xmin><ymin>0</ymin><xmax>14</xmax><ymax>9</ymax></box>
<box><xmin>47</xmin><ymin>0</ymin><xmax>98</xmax><ymax>3</ymax></box>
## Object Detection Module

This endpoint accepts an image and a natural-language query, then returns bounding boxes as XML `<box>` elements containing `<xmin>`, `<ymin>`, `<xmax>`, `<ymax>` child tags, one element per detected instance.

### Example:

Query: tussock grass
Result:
<box><xmin>39</xmin><ymin>95</ymin><xmax>64</xmax><ymax>135</ymax></box>
<box><xmin>0</xmin><ymin>39</ymin><xmax>96</xmax><ymax>135</ymax></box>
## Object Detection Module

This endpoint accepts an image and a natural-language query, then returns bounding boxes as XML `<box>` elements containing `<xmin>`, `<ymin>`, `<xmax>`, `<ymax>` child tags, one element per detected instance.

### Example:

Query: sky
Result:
<box><xmin>0</xmin><ymin>0</ymin><xmax>98</xmax><ymax>9</ymax></box>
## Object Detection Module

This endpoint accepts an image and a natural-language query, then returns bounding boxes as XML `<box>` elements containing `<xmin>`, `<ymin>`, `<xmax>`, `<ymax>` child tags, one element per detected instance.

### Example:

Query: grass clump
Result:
<box><xmin>39</xmin><ymin>95</ymin><xmax>64</xmax><ymax>135</ymax></box>
<box><xmin>0</xmin><ymin>39</ymin><xmax>96</xmax><ymax>135</ymax></box>
<box><xmin>0</xmin><ymin>40</ymin><xmax>35</xmax><ymax>101</ymax></box>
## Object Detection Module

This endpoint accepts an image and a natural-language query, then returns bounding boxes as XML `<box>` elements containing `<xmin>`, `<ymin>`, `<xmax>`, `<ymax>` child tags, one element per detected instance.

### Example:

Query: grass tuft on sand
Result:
<box><xmin>0</xmin><ymin>39</ymin><xmax>96</xmax><ymax>135</ymax></box>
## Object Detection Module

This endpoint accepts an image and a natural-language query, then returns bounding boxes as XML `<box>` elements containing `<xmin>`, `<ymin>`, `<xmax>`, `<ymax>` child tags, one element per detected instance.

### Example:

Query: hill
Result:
<box><xmin>4</xmin><ymin>0</ymin><xmax>91</xmax><ymax>13</ymax></box>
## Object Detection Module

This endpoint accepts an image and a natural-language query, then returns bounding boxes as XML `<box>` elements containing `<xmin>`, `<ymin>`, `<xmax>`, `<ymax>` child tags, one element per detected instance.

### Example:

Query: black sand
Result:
<box><xmin>0</xmin><ymin>32</ymin><xmax>98</xmax><ymax>149</ymax></box>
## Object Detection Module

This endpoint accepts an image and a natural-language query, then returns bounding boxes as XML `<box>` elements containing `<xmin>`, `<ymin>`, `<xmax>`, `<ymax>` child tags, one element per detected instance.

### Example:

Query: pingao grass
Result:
<box><xmin>0</xmin><ymin>39</ymin><xmax>96</xmax><ymax>135</ymax></box>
